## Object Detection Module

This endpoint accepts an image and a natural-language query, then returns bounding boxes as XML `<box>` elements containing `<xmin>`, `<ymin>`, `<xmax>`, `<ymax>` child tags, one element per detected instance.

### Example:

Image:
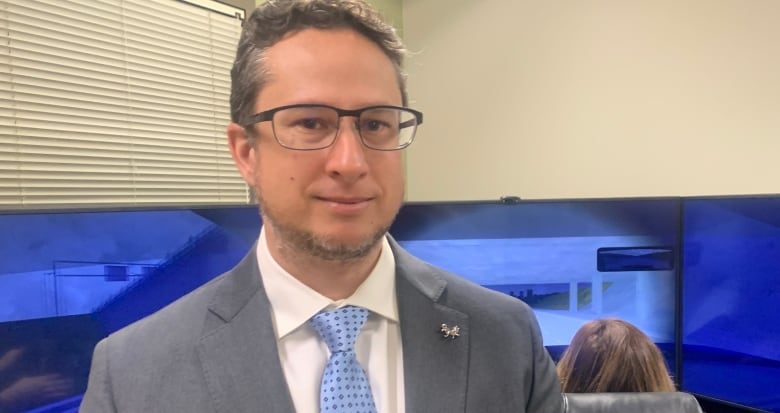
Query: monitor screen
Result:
<box><xmin>391</xmin><ymin>198</ymin><xmax>681</xmax><ymax>370</ymax></box>
<box><xmin>0</xmin><ymin>198</ymin><xmax>681</xmax><ymax>411</ymax></box>
<box><xmin>681</xmin><ymin>196</ymin><xmax>780</xmax><ymax>412</ymax></box>
<box><xmin>0</xmin><ymin>205</ymin><xmax>261</xmax><ymax>412</ymax></box>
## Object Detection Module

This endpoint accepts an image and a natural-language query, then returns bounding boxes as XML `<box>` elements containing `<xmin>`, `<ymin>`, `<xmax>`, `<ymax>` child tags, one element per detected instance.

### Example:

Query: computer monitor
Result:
<box><xmin>0</xmin><ymin>205</ymin><xmax>261</xmax><ymax>412</ymax></box>
<box><xmin>0</xmin><ymin>198</ymin><xmax>682</xmax><ymax>411</ymax></box>
<box><xmin>391</xmin><ymin>197</ymin><xmax>681</xmax><ymax>371</ymax></box>
<box><xmin>681</xmin><ymin>195</ymin><xmax>780</xmax><ymax>412</ymax></box>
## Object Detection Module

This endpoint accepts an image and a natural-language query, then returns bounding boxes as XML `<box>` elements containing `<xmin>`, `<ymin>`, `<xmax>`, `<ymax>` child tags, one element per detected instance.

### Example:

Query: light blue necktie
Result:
<box><xmin>309</xmin><ymin>306</ymin><xmax>378</xmax><ymax>413</ymax></box>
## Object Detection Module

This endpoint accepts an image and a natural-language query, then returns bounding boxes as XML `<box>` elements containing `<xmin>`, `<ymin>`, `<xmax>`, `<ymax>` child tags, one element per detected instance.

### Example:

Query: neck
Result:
<box><xmin>266</xmin><ymin>231</ymin><xmax>384</xmax><ymax>301</ymax></box>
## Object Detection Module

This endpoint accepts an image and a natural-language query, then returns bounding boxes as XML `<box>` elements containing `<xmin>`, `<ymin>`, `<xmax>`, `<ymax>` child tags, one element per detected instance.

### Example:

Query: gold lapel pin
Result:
<box><xmin>440</xmin><ymin>323</ymin><xmax>460</xmax><ymax>339</ymax></box>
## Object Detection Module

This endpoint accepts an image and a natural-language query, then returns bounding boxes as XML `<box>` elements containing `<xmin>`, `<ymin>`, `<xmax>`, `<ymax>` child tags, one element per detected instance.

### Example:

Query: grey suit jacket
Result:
<box><xmin>80</xmin><ymin>238</ymin><xmax>563</xmax><ymax>412</ymax></box>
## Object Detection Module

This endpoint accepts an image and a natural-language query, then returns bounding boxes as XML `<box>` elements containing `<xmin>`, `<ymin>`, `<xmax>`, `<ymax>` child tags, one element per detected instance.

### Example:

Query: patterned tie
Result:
<box><xmin>309</xmin><ymin>306</ymin><xmax>377</xmax><ymax>413</ymax></box>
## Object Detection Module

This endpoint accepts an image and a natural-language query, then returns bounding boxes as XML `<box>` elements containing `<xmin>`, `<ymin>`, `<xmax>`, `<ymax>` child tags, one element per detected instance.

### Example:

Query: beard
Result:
<box><xmin>256</xmin><ymin>191</ymin><xmax>395</xmax><ymax>262</ymax></box>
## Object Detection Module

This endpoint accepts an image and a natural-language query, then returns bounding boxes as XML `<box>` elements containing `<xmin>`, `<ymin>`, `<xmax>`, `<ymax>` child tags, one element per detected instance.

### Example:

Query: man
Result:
<box><xmin>80</xmin><ymin>1</ymin><xmax>563</xmax><ymax>412</ymax></box>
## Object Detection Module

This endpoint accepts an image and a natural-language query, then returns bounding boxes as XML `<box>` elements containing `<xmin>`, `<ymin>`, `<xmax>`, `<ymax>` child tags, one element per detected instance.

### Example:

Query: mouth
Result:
<box><xmin>317</xmin><ymin>196</ymin><xmax>373</xmax><ymax>204</ymax></box>
<box><xmin>316</xmin><ymin>196</ymin><xmax>374</xmax><ymax>213</ymax></box>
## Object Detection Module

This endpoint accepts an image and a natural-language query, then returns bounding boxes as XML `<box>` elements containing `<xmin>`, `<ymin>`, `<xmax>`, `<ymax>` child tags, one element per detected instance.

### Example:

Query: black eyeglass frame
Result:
<box><xmin>242</xmin><ymin>103</ymin><xmax>424</xmax><ymax>151</ymax></box>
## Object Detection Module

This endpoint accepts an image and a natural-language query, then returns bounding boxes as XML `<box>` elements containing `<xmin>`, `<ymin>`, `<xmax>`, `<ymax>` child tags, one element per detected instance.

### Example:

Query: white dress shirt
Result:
<box><xmin>256</xmin><ymin>227</ymin><xmax>406</xmax><ymax>413</ymax></box>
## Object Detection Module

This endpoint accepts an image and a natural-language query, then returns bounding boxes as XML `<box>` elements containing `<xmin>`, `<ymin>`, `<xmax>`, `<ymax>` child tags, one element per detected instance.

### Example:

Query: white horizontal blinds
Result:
<box><xmin>0</xmin><ymin>0</ymin><xmax>248</xmax><ymax>207</ymax></box>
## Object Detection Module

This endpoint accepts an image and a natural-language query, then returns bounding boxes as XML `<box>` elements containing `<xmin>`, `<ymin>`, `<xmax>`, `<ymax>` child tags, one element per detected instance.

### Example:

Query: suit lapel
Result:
<box><xmin>195</xmin><ymin>250</ymin><xmax>295</xmax><ymax>413</ymax></box>
<box><xmin>193</xmin><ymin>239</ymin><xmax>471</xmax><ymax>412</ymax></box>
<box><xmin>392</xmin><ymin>240</ymin><xmax>469</xmax><ymax>413</ymax></box>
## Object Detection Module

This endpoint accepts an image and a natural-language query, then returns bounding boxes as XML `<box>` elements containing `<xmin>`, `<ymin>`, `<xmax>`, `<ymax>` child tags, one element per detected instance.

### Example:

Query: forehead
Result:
<box><xmin>258</xmin><ymin>28</ymin><xmax>402</xmax><ymax>109</ymax></box>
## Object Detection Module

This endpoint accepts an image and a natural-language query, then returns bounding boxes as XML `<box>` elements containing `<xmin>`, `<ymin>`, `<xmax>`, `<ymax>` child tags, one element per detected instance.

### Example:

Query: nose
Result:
<box><xmin>324</xmin><ymin>118</ymin><xmax>369</xmax><ymax>183</ymax></box>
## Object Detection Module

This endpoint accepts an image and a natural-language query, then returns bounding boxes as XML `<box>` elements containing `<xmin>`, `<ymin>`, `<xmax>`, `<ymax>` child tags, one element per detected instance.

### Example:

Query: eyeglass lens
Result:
<box><xmin>271</xmin><ymin>106</ymin><xmax>417</xmax><ymax>150</ymax></box>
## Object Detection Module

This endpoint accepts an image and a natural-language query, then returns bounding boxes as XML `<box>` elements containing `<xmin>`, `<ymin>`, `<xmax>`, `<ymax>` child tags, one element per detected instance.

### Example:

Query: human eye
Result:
<box><xmin>360</xmin><ymin>109</ymin><xmax>398</xmax><ymax>134</ymax></box>
<box><xmin>360</xmin><ymin>118</ymin><xmax>390</xmax><ymax>133</ymax></box>
<box><xmin>272</xmin><ymin>106</ymin><xmax>339</xmax><ymax>148</ymax></box>
<box><xmin>285</xmin><ymin>108</ymin><xmax>335</xmax><ymax>132</ymax></box>
<box><xmin>294</xmin><ymin>117</ymin><xmax>321</xmax><ymax>130</ymax></box>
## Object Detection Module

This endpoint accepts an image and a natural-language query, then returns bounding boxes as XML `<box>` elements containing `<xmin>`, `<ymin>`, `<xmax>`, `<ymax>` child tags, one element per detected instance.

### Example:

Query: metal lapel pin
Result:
<box><xmin>440</xmin><ymin>323</ymin><xmax>460</xmax><ymax>339</ymax></box>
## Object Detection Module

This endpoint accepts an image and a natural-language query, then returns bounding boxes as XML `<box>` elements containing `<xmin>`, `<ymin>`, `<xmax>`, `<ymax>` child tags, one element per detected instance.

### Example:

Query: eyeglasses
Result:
<box><xmin>242</xmin><ymin>104</ymin><xmax>424</xmax><ymax>151</ymax></box>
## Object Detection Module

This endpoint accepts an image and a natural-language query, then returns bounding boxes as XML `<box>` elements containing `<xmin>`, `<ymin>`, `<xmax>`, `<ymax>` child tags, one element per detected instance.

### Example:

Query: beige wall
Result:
<box><xmin>223</xmin><ymin>0</ymin><xmax>255</xmax><ymax>14</ymax></box>
<box><xmin>367</xmin><ymin>0</ymin><xmax>403</xmax><ymax>34</ymax></box>
<box><xmin>402</xmin><ymin>0</ymin><xmax>780</xmax><ymax>201</ymax></box>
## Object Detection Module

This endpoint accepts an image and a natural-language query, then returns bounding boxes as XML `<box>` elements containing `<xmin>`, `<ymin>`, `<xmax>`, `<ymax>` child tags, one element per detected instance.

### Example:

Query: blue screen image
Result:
<box><xmin>2</xmin><ymin>197</ymin><xmax>771</xmax><ymax>412</ymax></box>
<box><xmin>682</xmin><ymin>197</ymin><xmax>780</xmax><ymax>412</ymax></box>
<box><xmin>0</xmin><ymin>206</ymin><xmax>261</xmax><ymax>412</ymax></box>
<box><xmin>391</xmin><ymin>199</ymin><xmax>679</xmax><ymax>357</ymax></box>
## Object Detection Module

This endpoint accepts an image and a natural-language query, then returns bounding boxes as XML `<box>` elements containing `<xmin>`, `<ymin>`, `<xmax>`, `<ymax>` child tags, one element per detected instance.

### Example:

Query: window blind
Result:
<box><xmin>0</xmin><ymin>0</ymin><xmax>249</xmax><ymax>207</ymax></box>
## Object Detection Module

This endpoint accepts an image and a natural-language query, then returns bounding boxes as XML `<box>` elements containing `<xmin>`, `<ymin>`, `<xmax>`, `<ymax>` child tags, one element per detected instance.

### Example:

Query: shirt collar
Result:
<box><xmin>256</xmin><ymin>226</ymin><xmax>398</xmax><ymax>340</ymax></box>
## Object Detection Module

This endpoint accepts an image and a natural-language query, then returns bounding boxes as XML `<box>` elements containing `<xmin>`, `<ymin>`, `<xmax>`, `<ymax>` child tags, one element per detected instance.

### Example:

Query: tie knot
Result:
<box><xmin>309</xmin><ymin>305</ymin><xmax>369</xmax><ymax>353</ymax></box>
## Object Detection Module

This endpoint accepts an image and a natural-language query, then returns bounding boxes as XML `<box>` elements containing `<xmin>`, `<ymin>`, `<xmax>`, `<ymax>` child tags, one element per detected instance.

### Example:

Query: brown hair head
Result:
<box><xmin>557</xmin><ymin>318</ymin><xmax>676</xmax><ymax>393</ymax></box>
<box><xmin>230</xmin><ymin>0</ymin><xmax>408</xmax><ymax>128</ymax></box>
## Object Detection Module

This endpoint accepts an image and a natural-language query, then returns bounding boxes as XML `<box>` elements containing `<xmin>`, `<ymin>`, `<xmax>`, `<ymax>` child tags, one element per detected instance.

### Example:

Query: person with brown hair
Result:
<box><xmin>557</xmin><ymin>318</ymin><xmax>676</xmax><ymax>393</ymax></box>
<box><xmin>80</xmin><ymin>1</ymin><xmax>563</xmax><ymax>412</ymax></box>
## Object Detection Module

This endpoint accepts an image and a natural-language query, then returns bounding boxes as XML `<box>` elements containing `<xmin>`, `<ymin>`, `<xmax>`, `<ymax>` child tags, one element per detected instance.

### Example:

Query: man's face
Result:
<box><xmin>229</xmin><ymin>28</ymin><xmax>405</xmax><ymax>260</ymax></box>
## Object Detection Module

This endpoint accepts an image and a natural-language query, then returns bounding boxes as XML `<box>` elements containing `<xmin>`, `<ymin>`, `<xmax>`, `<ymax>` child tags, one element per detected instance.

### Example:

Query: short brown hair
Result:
<box><xmin>230</xmin><ymin>0</ymin><xmax>407</xmax><ymax>128</ymax></box>
<box><xmin>557</xmin><ymin>318</ymin><xmax>676</xmax><ymax>393</ymax></box>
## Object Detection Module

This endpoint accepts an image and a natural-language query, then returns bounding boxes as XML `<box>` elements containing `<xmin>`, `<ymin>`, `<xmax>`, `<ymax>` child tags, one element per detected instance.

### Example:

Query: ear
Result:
<box><xmin>227</xmin><ymin>122</ymin><xmax>257</xmax><ymax>187</ymax></box>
